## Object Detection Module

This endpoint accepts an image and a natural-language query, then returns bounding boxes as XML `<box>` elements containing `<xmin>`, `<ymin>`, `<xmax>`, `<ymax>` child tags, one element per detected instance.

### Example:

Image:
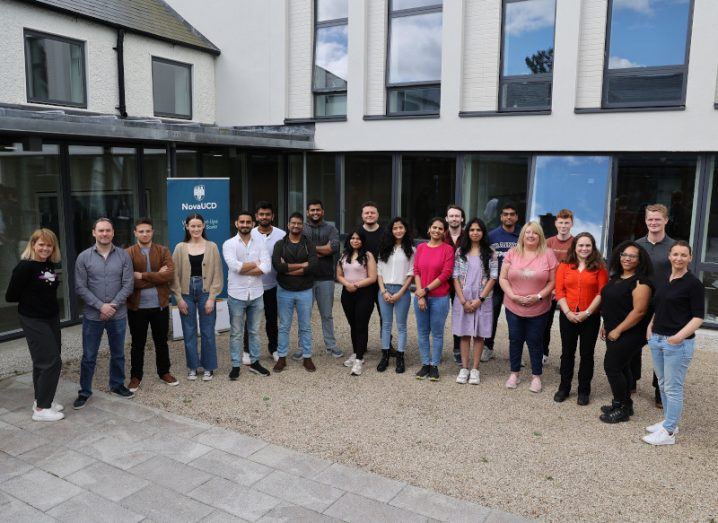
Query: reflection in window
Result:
<box><xmin>342</xmin><ymin>155</ymin><xmax>392</xmax><ymax>232</ymax></box>
<box><xmin>387</xmin><ymin>1</ymin><xmax>442</xmax><ymax>115</ymax></box>
<box><xmin>701</xmin><ymin>162</ymin><xmax>718</xmax><ymax>264</ymax></box>
<box><xmin>307</xmin><ymin>154</ymin><xmax>337</xmax><ymax>225</ymax></box>
<box><xmin>700</xmin><ymin>272</ymin><xmax>718</xmax><ymax>324</ymax></box>
<box><xmin>612</xmin><ymin>156</ymin><xmax>696</xmax><ymax>248</ymax></box>
<box><xmin>314</xmin><ymin>0</ymin><xmax>348</xmax><ymax>118</ymax></box>
<box><xmin>400</xmin><ymin>156</ymin><xmax>455</xmax><ymax>239</ymax></box>
<box><xmin>604</xmin><ymin>0</ymin><xmax>692</xmax><ymax>107</ymax></box>
<box><xmin>152</xmin><ymin>57</ymin><xmax>192</xmax><ymax>118</ymax></box>
<box><xmin>531</xmin><ymin>156</ymin><xmax>611</xmax><ymax>249</ymax></box>
<box><xmin>500</xmin><ymin>0</ymin><xmax>555</xmax><ymax>111</ymax></box>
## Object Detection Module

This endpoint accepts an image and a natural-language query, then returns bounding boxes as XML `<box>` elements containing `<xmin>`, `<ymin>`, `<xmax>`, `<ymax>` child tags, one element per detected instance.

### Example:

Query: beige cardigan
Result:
<box><xmin>170</xmin><ymin>241</ymin><xmax>224</xmax><ymax>300</ymax></box>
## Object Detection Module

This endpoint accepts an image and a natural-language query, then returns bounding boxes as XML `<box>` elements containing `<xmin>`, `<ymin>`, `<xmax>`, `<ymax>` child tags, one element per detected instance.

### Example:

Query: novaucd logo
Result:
<box><xmin>182</xmin><ymin>184</ymin><xmax>217</xmax><ymax>210</ymax></box>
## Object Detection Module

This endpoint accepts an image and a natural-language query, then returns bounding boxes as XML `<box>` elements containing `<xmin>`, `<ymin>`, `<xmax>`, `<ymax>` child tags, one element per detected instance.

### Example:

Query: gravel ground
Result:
<box><xmin>54</xmin><ymin>290</ymin><xmax>718</xmax><ymax>523</ymax></box>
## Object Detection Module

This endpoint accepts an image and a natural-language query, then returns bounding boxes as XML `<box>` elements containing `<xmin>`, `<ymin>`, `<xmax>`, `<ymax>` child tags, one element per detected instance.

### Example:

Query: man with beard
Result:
<box><xmin>445</xmin><ymin>204</ymin><xmax>466</xmax><ymax>365</ymax></box>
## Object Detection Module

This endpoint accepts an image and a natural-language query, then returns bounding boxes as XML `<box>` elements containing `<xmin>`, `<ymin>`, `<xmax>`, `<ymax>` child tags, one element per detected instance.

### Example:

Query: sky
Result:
<box><xmin>315</xmin><ymin>25</ymin><xmax>348</xmax><ymax>86</ymax></box>
<box><xmin>503</xmin><ymin>0</ymin><xmax>556</xmax><ymax>76</ymax></box>
<box><xmin>389</xmin><ymin>12</ymin><xmax>442</xmax><ymax>84</ymax></box>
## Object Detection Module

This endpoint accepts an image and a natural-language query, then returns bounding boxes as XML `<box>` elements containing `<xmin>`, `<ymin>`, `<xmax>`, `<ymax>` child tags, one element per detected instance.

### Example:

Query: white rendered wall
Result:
<box><xmin>461</xmin><ymin>0</ymin><xmax>501</xmax><ymax>112</ymax></box>
<box><xmin>286</xmin><ymin>0</ymin><xmax>313</xmax><ymax>120</ymax></box>
<box><xmin>365</xmin><ymin>0</ymin><xmax>388</xmax><ymax>116</ymax></box>
<box><xmin>575</xmin><ymin>0</ymin><xmax>608</xmax><ymax>109</ymax></box>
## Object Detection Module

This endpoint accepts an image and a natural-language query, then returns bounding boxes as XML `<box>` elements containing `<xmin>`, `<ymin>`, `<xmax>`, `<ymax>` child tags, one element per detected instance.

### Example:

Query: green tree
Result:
<box><xmin>525</xmin><ymin>48</ymin><xmax>554</xmax><ymax>74</ymax></box>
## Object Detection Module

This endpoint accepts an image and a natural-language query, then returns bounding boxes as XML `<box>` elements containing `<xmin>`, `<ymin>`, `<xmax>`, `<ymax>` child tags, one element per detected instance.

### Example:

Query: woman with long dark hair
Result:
<box><xmin>452</xmin><ymin>218</ymin><xmax>497</xmax><ymax>385</ymax></box>
<box><xmin>171</xmin><ymin>214</ymin><xmax>223</xmax><ymax>381</ymax></box>
<box><xmin>376</xmin><ymin>217</ymin><xmax>415</xmax><ymax>373</ymax></box>
<box><xmin>553</xmin><ymin>232</ymin><xmax>608</xmax><ymax>405</ymax></box>
<box><xmin>599</xmin><ymin>240</ymin><xmax>653</xmax><ymax>423</ymax></box>
<box><xmin>336</xmin><ymin>229</ymin><xmax>377</xmax><ymax>376</ymax></box>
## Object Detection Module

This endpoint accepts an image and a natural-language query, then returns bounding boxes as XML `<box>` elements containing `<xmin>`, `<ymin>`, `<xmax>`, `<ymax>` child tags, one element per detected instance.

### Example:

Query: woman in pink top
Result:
<box><xmin>413</xmin><ymin>217</ymin><xmax>455</xmax><ymax>382</ymax></box>
<box><xmin>499</xmin><ymin>221</ymin><xmax>558</xmax><ymax>393</ymax></box>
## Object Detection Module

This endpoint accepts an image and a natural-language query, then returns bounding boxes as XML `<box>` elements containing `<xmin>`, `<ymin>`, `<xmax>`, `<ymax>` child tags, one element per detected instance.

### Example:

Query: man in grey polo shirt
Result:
<box><xmin>73</xmin><ymin>218</ymin><xmax>134</xmax><ymax>409</ymax></box>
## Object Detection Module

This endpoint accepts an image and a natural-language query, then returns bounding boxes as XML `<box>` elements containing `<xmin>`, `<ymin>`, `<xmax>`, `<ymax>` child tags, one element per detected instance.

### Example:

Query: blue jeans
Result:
<box><xmin>414</xmin><ymin>294</ymin><xmax>450</xmax><ymax>366</ymax></box>
<box><xmin>506</xmin><ymin>309</ymin><xmax>549</xmax><ymax>375</ymax></box>
<box><xmin>378</xmin><ymin>284</ymin><xmax>410</xmax><ymax>352</ymax></box>
<box><xmin>80</xmin><ymin>317</ymin><xmax>127</xmax><ymax>397</ymax></box>
<box><xmin>648</xmin><ymin>334</ymin><xmax>696</xmax><ymax>433</ymax></box>
<box><xmin>277</xmin><ymin>286</ymin><xmax>313</xmax><ymax>357</ymax></box>
<box><xmin>228</xmin><ymin>295</ymin><xmax>264</xmax><ymax>366</ymax></box>
<box><xmin>313</xmin><ymin>280</ymin><xmax>338</xmax><ymax>351</ymax></box>
<box><xmin>180</xmin><ymin>276</ymin><xmax>218</xmax><ymax>371</ymax></box>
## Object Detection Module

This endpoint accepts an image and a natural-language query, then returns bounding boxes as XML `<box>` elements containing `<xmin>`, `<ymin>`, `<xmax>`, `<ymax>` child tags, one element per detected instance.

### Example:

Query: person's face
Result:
<box><xmin>619</xmin><ymin>246</ymin><xmax>640</xmax><ymax>272</ymax></box>
<box><xmin>575</xmin><ymin>236</ymin><xmax>593</xmax><ymax>260</ymax></box>
<box><xmin>255</xmin><ymin>208</ymin><xmax>274</xmax><ymax>228</ymax></box>
<box><xmin>134</xmin><ymin>224</ymin><xmax>153</xmax><ymax>245</ymax></box>
<box><xmin>307</xmin><ymin>204</ymin><xmax>324</xmax><ymax>223</ymax></box>
<box><xmin>361</xmin><ymin>206</ymin><xmax>378</xmax><ymax>226</ymax></box>
<box><xmin>669</xmin><ymin>245</ymin><xmax>692</xmax><ymax>270</ymax></box>
<box><xmin>92</xmin><ymin>221</ymin><xmax>114</xmax><ymax>245</ymax></box>
<box><xmin>468</xmin><ymin>223</ymin><xmax>483</xmax><ymax>243</ymax></box>
<box><xmin>500</xmin><ymin>208</ymin><xmax>518</xmax><ymax>228</ymax></box>
<box><xmin>186</xmin><ymin>218</ymin><xmax>205</xmax><ymax>239</ymax></box>
<box><xmin>428</xmin><ymin>220</ymin><xmax>445</xmax><ymax>241</ymax></box>
<box><xmin>555</xmin><ymin>217</ymin><xmax>573</xmax><ymax>236</ymax></box>
<box><xmin>523</xmin><ymin>227</ymin><xmax>539</xmax><ymax>247</ymax></box>
<box><xmin>288</xmin><ymin>217</ymin><xmax>304</xmax><ymax>235</ymax></box>
<box><xmin>235</xmin><ymin>215</ymin><xmax>253</xmax><ymax>235</ymax></box>
<box><xmin>446</xmin><ymin>208</ymin><xmax>463</xmax><ymax>229</ymax></box>
<box><xmin>645</xmin><ymin>211</ymin><xmax>668</xmax><ymax>234</ymax></box>
<box><xmin>392</xmin><ymin>222</ymin><xmax>406</xmax><ymax>241</ymax></box>
<box><xmin>349</xmin><ymin>233</ymin><xmax>362</xmax><ymax>251</ymax></box>
<box><xmin>32</xmin><ymin>238</ymin><xmax>54</xmax><ymax>262</ymax></box>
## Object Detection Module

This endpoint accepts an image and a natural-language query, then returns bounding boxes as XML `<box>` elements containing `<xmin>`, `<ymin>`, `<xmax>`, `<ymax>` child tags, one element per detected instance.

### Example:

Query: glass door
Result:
<box><xmin>693</xmin><ymin>157</ymin><xmax>718</xmax><ymax>325</ymax></box>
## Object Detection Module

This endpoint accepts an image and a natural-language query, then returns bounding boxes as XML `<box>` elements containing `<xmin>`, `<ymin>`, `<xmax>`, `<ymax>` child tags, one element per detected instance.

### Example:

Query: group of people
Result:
<box><xmin>5</xmin><ymin>199</ymin><xmax>704</xmax><ymax>446</ymax></box>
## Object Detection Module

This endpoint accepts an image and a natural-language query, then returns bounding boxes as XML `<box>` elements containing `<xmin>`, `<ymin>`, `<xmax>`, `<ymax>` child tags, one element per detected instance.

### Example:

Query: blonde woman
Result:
<box><xmin>499</xmin><ymin>221</ymin><xmax>558</xmax><ymax>392</ymax></box>
<box><xmin>5</xmin><ymin>229</ymin><xmax>64</xmax><ymax>421</ymax></box>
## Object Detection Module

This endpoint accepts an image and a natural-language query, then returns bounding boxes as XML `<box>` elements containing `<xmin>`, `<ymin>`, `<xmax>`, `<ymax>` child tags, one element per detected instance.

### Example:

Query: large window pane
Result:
<box><xmin>152</xmin><ymin>58</ymin><xmax>192</xmax><ymax>119</ymax></box>
<box><xmin>307</xmin><ymin>154</ymin><xmax>337</xmax><ymax>225</ymax></box>
<box><xmin>502</xmin><ymin>0</ymin><xmax>555</xmax><ymax>76</ymax></box>
<box><xmin>25</xmin><ymin>31</ymin><xmax>86</xmax><ymax>106</ymax></box>
<box><xmin>317</xmin><ymin>0</ymin><xmax>348</xmax><ymax>22</ymax></box>
<box><xmin>176</xmin><ymin>150</ymin><xmax>198</xmax><ymax>177</ymax></box>
<box><xmin>343</xmin><ymin>155</ymin><xmax>392</xmax><ymax>233</ymax></box>
<box><xmin>400</xmin><ymin>156</ymin><xmax>455</xmax><ymax>240</ymax></box>
<box><xmin>314</xmin><ymin>25</ymin><xmax>348</xmax><ymax>90</ymax></box>
<box><xmin>288</xmin><ymin>154</ymin><xmax>304</xmax><ymax>215</ymax></box>
<box><xmin>248</xmin><ymin>154</ymin><xmax>285</xmax><ymax>227</ymax></box>
<box><xmin>700</xmin><ymin>161</ymin><xmax>718</xmax><ymax>264</ymax></box>
<box><xmin>700</xmin><ymin>272</ymin><xmax>718</xmax><ymax>324</ymax></box>
<box><xmin>604</xmin><ymin>70</ymin><xmax>684</xmax><ymax>105</ymax></box>
<box><xmin>531</xmin><ymin>156</ymin><xmax>611</xmax><ymax>249</ymax></box>
<box><xmin>315</xmin><ymin>94</ymin><xmax>347</xmax><ymax>117</ymax></box>
<box><xmin>462</xmin><ymin>154</ymin><xmax>529</xmax><ymax>231</ymax></box>
<box><xmin>143</xmin><ymin>148</ymin><xmax>168</xmax><ymax>245</ymax></box>
<box><xmin>388</xmin><ymin>11</ymin><xmax>442</xmax><ymax>84</ymax></box>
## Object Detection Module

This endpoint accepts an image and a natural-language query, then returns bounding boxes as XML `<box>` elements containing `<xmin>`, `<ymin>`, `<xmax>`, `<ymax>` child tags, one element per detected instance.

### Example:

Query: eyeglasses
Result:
<box><xmin>619</xmin><ymin>252</ymin><xmax>639</xmax><ymax>260</ymax></box>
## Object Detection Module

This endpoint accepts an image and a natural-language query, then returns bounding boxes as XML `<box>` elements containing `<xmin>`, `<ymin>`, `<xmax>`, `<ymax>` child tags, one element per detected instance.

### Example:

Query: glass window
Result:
<box><xmin>24</xmin><ymin>30</ymin><xmax>86</xmax><ymax>107</ymax></box>
<box><xmin>248</xmin><ymin>154</ymin><xmax>285</xmax><ymax>227</ymax></box>
<box><xmin>288</xmin><ymin>154</ymin><xmax>304</xmax><ymax>215</ymax></box>
<box><xmin>604</xmin><ymin>0</ymin><xmax>692</xmax><ymax>107</ymax></box>
<box><xmin>700</xmin><ymin>271</ymin><xmax>718</xmax><ymax>324</ymax></box>
<box><xmin>387</xmin><ymin>1</ymin><xmax>442</xmax><ymax>115</ymax></box>
<box><xmin>307</xmin><ymin>153</ymin><xmax>337</xmax><ymax>225</ymax></box>
<box><xmin>500</xmin><ymin>0</ymin><xmax>555</xmax><ymax>111</ymax></box>
<box><xmin>342</xmin><ymin>155</ymin><xmax>392</xmax><ymax>233</ymax></box>
<box><xmin>314</xmin><ymin>0</ymin><xmax>348</xmax><ymax>118</ymax></box>
<box><xmin>400</xmin><ymin>155</ymin><xmax>455</xmax><ymax>239</ymax></box>
<box><xmin>462</xmin><ymin>154</ymin><xmax>529</xmax><ymax>231</ymax></box>
<box><xmin>612</xmin><ymin>156</ymin><xmax>696</xmax><ymax>248</ymax></box>
<box><xmin>701</xmin><ymin>161</ymin><xmax>718</xmax><ymax>264</ymax></box>
<box><xmin>176</xmin><ymin>149</ymin><xmax>198</xmax><ymax>177</ymax></box>
<box><xmin>531</xmin><ymin>156</ymin><xmax>612</xmax><ymax>249</ymax></box>
<box><xmin>317</xmin><ymin>0</ymin><xmax>348</xmax><ymax>21</ymax></box>
<box><xmin>152</xmin><ymin>57</ymin><xmax>192</xmax><ymax>119</ymax></box>
<box><xmin>143</xmin><ymin>148</ymin><xmax>169</xmax><ymax>246</ymax></box>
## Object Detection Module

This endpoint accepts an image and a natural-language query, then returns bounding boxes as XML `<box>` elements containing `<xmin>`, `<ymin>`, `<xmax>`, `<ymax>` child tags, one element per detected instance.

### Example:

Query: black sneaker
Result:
<box><xmin>428</xmin><ymin>366</ymin><xmax>440</xmax><ymax>382</ymax></box>
<box><xmin>249</xmin><ymin>360</ymin><xmax>270</xmax><ymax>377</ymax></box>
<box><xmin>577</xmin><ymin>394</ymin><xmax>590</xmax><ymax>406</ymax></box>
<box><xmin>72</xmin><ymin>395</ymin><xmax>89</xmax><ymax>410</ymax></box>
<box><xmin>415</xmin><ymin>365</ymin><xmax>431</xmax><ymax>380</ymax></box>
<box><xmin>553</xmin><ymin>389</ymin><xmax>569</xmax><ymax>403</ymax></box>
<box><xmin>110</xmin><ymin>385</ymin><xmax>135</xmax><ymax>399</ymax></box>
<box><xmin>229</xmin><ymin>367</ymin><xmax>240</xmax><ymax>381</ymax></box>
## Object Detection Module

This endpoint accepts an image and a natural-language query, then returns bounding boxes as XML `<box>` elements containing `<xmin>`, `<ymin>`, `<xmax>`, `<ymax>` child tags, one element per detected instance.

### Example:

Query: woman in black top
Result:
<box><xmin>599</xmin><ymin>241</ymin><xmax>653</xmax><ymax>424</ymax></box>
<box><xmin>5</xmin><ymin>228</ymin><xmax>64</xmax><ymax>422</ymax></box>
<box><xmin>643</xmin><ymin>241</ymin><xmax>704</xmax><ymax>445</ymax></box>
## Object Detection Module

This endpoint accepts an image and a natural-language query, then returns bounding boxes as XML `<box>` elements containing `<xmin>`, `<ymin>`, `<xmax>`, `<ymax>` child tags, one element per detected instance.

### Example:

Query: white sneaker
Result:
<box><xmin>202</xmin><ymin>370</ymin><xmax>214</xmax><ymax>381</ymax></box>
<box><xmin>33</xmin><ymin>401</ymin><xmax>64</xmax><ymax>412</ymax></box>
<box><xmin>350</xmin><ymin>359</ymin><xmax>363</xmax><ymax>376</ymax></box>
<box><xmin>642</xmin><ymin>427</ymin><xmax>676</xmax><ymax>446</ymax></box>
<box><xmin>344</xmin><ymin>353</ymin><xmax>356</xmax><ymax>367</ymax></box>
<box><xmin>480</xmin><ymin>348</ymin><xmax>494</xmax><ymax>362</ymax></box>
<box><xmin>542</xmin><ymin>355</ymin><xmax>549</xmax><ymax>365</ymax></box>
<box><xmin>242</xmin><ymin>353</ymin><xmax>251</xmax><ymax>366</ymax></box>
<box><xmin>468</xmin><ymin>369</ymin><xmax>480</xmax><ymax>385</ymax></box>
<box><xmin>32</xmin><ymin>408</ymin><xmax>65</xmax><ymax>422</ymax></box>
<box><xmin>456</xmin><ymin>368</ymin><xmax>470</xmax><ymax>384</ymax></box>
<box><xmin>645</xmin><ymin>421</ymin><xmax>678</xmax><ymax>435</ymax></box>
<box><xmin>187</xmin><ymin>369</ymin><xmax>197</xmax><ymax>380</ymax></box>
<box><xmin>272</xmin><ymin>352</ymin><xmax>280</xmax><ymax>362</ymax></box>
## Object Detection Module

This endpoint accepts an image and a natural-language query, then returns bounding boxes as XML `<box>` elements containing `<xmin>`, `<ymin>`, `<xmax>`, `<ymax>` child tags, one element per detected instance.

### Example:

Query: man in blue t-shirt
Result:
<box><xmin>482</xmin><ymin>203</ymin><xmax>520</xmax><ymax>362</ymax></box>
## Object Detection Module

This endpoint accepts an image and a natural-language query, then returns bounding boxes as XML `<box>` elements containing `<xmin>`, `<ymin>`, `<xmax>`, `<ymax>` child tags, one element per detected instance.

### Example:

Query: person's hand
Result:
<box><xmin>646</xmin><ymin>326</ymin><xmax>653</xmax><ymax>340</ymax></box>
<box><xmin>667</xmin><ymin>335</ymin><xmax>683</xmax><ymax>346</ymax></box>
<box><xmin>178</xmin><ymin>299</ymin><xmax>189</xmax><ymax>315</ymax></box>
<box><xmin>418</xmin><ymin>297</ymin><xmax>427</xmax><ymax>311</ymax></box>
<box><xmin>99</xmin><ymin>303</ymin><xmax>116</xmax><ymax>321</ymax></box>
<box><xmin>568</xmin><ymin>311</ymin><xmax>581</xmax><ymax>324</ymax></box>
<box><xmin>415</xmin><ymin>288</ymin><xmax>426</xmax><ymax>299</ymax></box>
<box><xmin>600</xmin><ymin>327</ymin><xmax>606</xmax><ymax>341</ymax></box>
<box><xmin>134</xmin><ymin>271</ymin><xmax>143</xmax><ymax>280</ymax></box>
<box><xmin>382</xmin><ymin>290</ymin><xmax>391</xmax><ymax>303</ymax></box>
<box><xmin>204</xmin><ymin>298</ymin><xmax>215</xmax><ymax>315</ymax></box>
<box><xmin>346</xmin><ymin>283</ymin><xmax>357</xmax><ymax>293</ymax></box>
<box><xmin>462</xmin><ymin>301</ymin><xmax>473</xmax><ymax>313</ymax></box>
<box><xmin>159</xmin><ymin>265</ymin><xmax>170</xmax><ymax>273</ymax></box>
<box><xmin>607</xmin><ymin>328</ymin><xmax>622</xmax><ymax>342</ymax></box>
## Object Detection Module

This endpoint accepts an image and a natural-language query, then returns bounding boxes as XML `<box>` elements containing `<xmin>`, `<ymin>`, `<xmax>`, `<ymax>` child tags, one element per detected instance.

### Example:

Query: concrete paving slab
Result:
<box><xmin>18</xmin><ymin>444</ymin><xmax>96</xmax><ymax>478</ymax></box>
<box><xmin>253</xmin><ymin>470</ymin><xmax>344</xmax><ymax>513</ymax></box>
<box><xmin>0</xmin><ymin>497</ymin><xmax>56</xmax><ymax>522</ymax></box>
<box><xmin>188</xmin><ymin>476</ymin><xmax>281</xmax><ymax>521</ymax></box>
<box><xmin>188</xmin><ymin>448</ymin><xmax>273</xmax><ymax>486</ymax></box>
<box><xmin>72</xmin><ymin>434</ymin><xmax>156</xmax><ymax>470</ymax></box>
<box><xmin>120</xmin><ymin>483</ymin><xmax>215</xmax><ymax>522</ymax></box>
<box><xmin>47</xmin><ymin>491</ymin><xmax>145</xmax><ymax>522</ymax></box>
<box><xmin>315</xmin><ymin>462</ymin><xmax>407</xmax><ymax>503</ymax></box>
<box><xmin>0</xmin><ymin>451</ymin><xmax>33</xmax><ymax>482</ymax></box>
<box><xmin>0</xmin><ymin>468</ymin><xmax>83</xmax><ymax>511</ymax></box>
<box><xmin>389</xmin><ymin>485</ymin><xmax>492</xmax><ymax>522</ymax></box>
<box><xmin>249</xmin><ymin>444</ymin><xmax>332</xmax><ymax>479</ymax></box>
<box><xmin>194</xmin><ymin>426</ymin><xmax>268</xmax><ymax>457</ymax></box>
<box><xmin>201</xmin><ymin>509</ymin><xmax>252</xmax><ymax>522</ymax></box>
<box><xmin>143</xmin><ymin>433</ymin><xmax>214</xmax><ymax>463</ymax></box>
<box><xmin>257</xmin><ymin>503</ymin><xmax>342</xmax><ymax>522</ymax></box>
<box><xmin>324</xmin><ymin>492</ymin><xmax>430</xmax><ymax>522</ymax></box>
<box><xmin>0</xmin><ymin>424</ymin><xmax>48</xmax><ymax>456</ymax></box>
<box><xmin>129</xmin><ymin>455</ymin><xmax>215</xmax><ymax>494</ymax></box>
<box><xmin>65</xmin><ymin>461</ymin><xmax>149</xmax><ymax>502</ymax></box>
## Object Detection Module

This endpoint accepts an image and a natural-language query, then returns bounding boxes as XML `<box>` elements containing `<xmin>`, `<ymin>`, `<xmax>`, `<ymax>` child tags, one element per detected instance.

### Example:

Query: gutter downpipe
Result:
<box><xmin>114</xmin><ymin>29</ymin><xmax>128</xmax><ymax>118</ymax></box>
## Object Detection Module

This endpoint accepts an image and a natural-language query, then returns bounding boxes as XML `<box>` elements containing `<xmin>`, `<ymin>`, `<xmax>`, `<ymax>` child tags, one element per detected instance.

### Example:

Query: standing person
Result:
<box><xmin>377</xmin><ymin>217</ymin><xmax>415</xmax><ymax>374</ymax></box>
<box><xmin>246</xmin><ymin>201</ymin><xmax>286</xmax><ymax>363</ymax></box>
<box><xmin>223</xmin><ymin>211</ymin><xmax>271</xmax><ymax>381</ymax></box>
<box><xmin>500</xmin><ymin>222</ymin><xmax>557</xmax><ymax>393</ymax></box>
<box><xmin>126</xmin><ymin>218</ymin><xmax>178</xmax><ymax>392</ymax></box>
<box><xmin>482</xmin><ymin>203</ymin><xmax>520</xmax><ymax>362</ymax></box>
<box><xmin>599</xmin><ymin>241</ymin><xmax>653</xmax><ymax>423</ymax></box>
<box><xmin>336</xmin><ymin>229</ymin><xmax>377</xmax><ymax>376</ymax></box>
<box><xmin>171</xmin><ymin>214</ymin><xmax>223</xmax><ymax>382</ymax></box>
<box><xmin>73</xmin><ymin>218</ymin><xmax>134</xmax><ymax>409</ymax></box>
<box><xmin>272</xmin><ymin>213</ymin><xmax>318</xmax><ymax>373</ymax></box>
<box><xmin>543</xmin><ymin>209</ymin><xmax>574</xmax><ymax>363</ymax></box>
<box><xmin>445</xmin><ymin>204</ymin><xmax>466</xmax><ymax>365</ymax></box>
<box><xmin>553</xmin><ymin>233</ymin><xmax>608</xmax><ymax>405</ymax></box>
<box><xmin>644</xmin><ymin>241</ymin><xmax>704</xmax><ymax>445</ymax></box>
<box><xmin>636</xmin><ymin>203</ymin><xmax>673</xmax><ymax>408</ymax></box>
<box><xmin>5</xmin><ymin>229</ymin><xmax>64</xmax><ymax>421</ymax></box>
<box><xmin>414</xmin><ymin>217</ymin><xmax>455</xmax><ymax>381</ymax></box>
<box><xmin>452</xmin><ymin>219</ymin><xmax>498</xmax><ymax>385</ymax></box>
<box><xmin>298</xmin><ymin>199</ymin><xmax>342</xmax><ymax>359</ymax></box>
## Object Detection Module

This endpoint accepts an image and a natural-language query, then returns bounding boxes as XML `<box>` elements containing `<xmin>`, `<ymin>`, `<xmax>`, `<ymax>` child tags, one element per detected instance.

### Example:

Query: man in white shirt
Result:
<box><xmin>223</xmin><ymin>210</ymin><xmax>271</xmax><ymax>380</ymax></box>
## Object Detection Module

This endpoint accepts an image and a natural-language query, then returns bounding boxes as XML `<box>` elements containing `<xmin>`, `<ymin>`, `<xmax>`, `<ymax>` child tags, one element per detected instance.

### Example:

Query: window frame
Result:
<box><xmin>312</xmin><ymin>0</ymin><xmax>349</xmax><ymax>119</ymax></box>
<box><xmin>385</xmin><ymin>1</ymin><xmax>443</xmax><ymax>116</ymax></box>
<box><xmin>498</xmin><ymin>0</ymin><xmax>556</xmax><ymax>113</ymax></box>
<box><xmin>151</xmin><ymin>56</ymin><xmax>193</xmax><ymax>120</ymax></box>
<box><xmin>23</xmin><ymin>29</ymin><xmax>88</xmax><ymax>109</ymax></box>
<box><xmin>601</xmin><ymin>0</ymin><xmax>695</xmax><ymax>110</ymax></box>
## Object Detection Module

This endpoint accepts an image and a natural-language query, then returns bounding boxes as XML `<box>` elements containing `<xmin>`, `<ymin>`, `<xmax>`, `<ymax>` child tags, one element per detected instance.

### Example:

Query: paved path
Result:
<box><xmin>0</xmin><ymin>375</ymin><xmax>527</xmax><ymax>522</ymax></box>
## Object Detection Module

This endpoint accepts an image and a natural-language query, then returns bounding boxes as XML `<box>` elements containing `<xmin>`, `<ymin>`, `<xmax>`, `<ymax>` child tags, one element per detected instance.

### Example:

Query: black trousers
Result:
<box><xmin>244</xmin><ymin>286</ymin><xmax>278</xmax><ymax>355</ymax></box>
<box><xmin>341</xmin><ymin>287</ymin><xmax>374</xmax><ymax>360</ymax></box>
<box><xmin>558</xmin><ymin>313</ymin><xmax>600</xmax><ymax>395</ymax></box>
<box><xmin>449</xmin><ymin>285</ymin><xmax>461</xmax><ymax>359</ymax></box>
<box><xmin>542</xmin><ymin>299</ymin><xmax>558</xmax><ymax>356</ymax></box>
<box><xmin>127</xmin><ymin>307</ymin><xmax>171</xmax><ymax>380</ymax></box>
<box><xmin>19</xmin><ymin>314</ymin><xmax>61</xmax><ymax>409</ymax></box>
<box><xmin>484</xmin><ymin>286</ymin><xmax>504</xmax><ymax>350</ymax></box>
<box><xmin>603</xmin><ymin>331</ymin><xmax>645</xmax><ymax>404</ymax></box>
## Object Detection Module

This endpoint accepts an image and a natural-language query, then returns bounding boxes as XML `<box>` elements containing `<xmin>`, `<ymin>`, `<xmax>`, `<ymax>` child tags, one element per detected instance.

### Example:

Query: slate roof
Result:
<box><xmin>22</xmin><ymin>0</ymin><xmax>220</xmax><ymax>55</ymax></box>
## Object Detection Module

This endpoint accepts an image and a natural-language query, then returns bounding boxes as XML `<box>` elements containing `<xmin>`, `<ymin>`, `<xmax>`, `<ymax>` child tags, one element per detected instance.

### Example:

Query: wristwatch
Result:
<box><xmin>479</xmin><ymin>296</ymin><xmax>486</xmax><ymax>303</ymax></box>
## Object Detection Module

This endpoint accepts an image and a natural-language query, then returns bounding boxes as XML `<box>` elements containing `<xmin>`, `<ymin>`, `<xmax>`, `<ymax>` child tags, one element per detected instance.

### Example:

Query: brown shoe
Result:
<box><xmin>273</xmin><ymin>356</ymin><xmax>287</xmax><ymax>373</ymax></box>
<box><xmin>128</xmin><ymin>377</ymin><xmax>141</xmax><ymax>392</ymax></box>
<box><xmin>303</xmin><ymin>357</ymin><xmax>316</xmax><ymax>372</ymax></box>
<box><xmin>160</xmin><ymin>373</ymin><xmax>179</xmax><ymax>386</ymax></box>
